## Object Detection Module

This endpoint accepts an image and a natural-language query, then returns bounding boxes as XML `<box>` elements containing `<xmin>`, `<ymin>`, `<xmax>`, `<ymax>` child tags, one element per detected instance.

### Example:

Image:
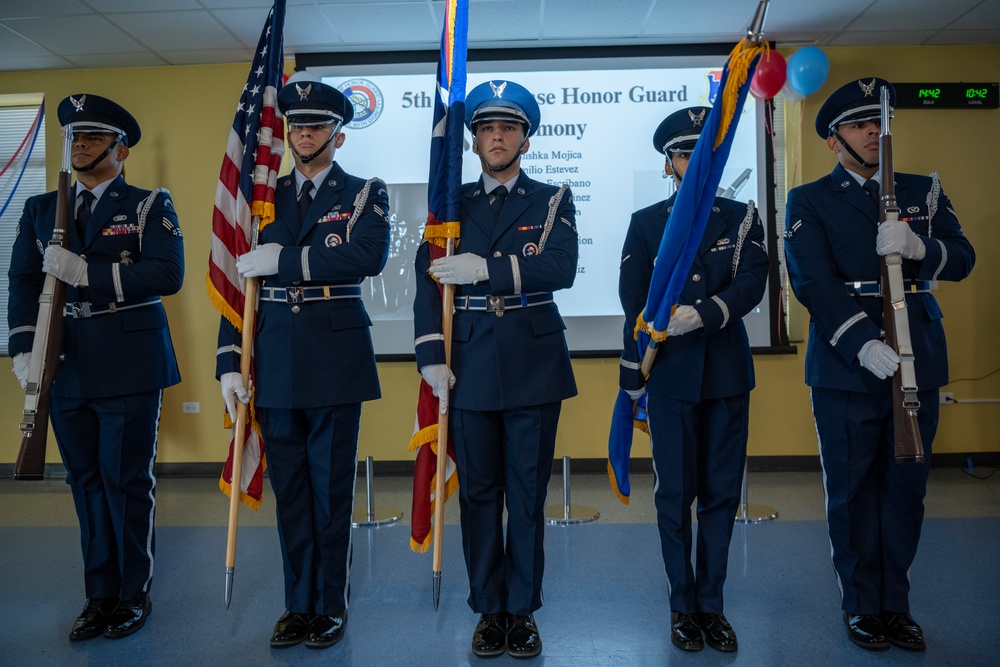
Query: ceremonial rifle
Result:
<box><xmin>15</xmin><ymin>127</ymin><xmax>73</xmax><ymax>480</ymax></box>
<box><xmin>877</xmin><ymin>86</ymin><xmax>925</xmax><ymax>464</ymax></box>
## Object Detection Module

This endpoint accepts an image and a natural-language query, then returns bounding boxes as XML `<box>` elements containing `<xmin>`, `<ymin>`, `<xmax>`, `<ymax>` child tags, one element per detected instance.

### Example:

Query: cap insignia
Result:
<box><xmin>859</xmin><ymin>79</ymin><xmax>876</xmax><ymax>98</ymax></box>
<box><xmin>295</xmin><ymin>83</ymin><xmax>312</xmax><ymax>101</ymax></box>
<box><xmin>689</xmin><ymin>109</ymin><xmax>706</xmax><ymax>127</ymax></box>
<box><xmin>70</xmin><ymin>94</ymin><xmax>87</xmax><ymax>113</ymax></box>
<box><xmin>489</xmin><ymin>81</ymin><xmax>507</xmax><ymax>99</ymax></box>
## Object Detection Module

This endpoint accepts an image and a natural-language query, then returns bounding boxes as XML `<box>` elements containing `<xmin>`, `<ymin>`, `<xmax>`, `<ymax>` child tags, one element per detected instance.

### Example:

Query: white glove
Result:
<box><xmin>876</xmin><ymin>220</ymin><xmax>926</xmax><ymax>260</ymax></box>
<box><xmin>625</xmin><ymin>386</ymin><xmax>646</xmax><ymax>401</ymax></box>
<box><xmin>221</xmin><ymin>372</ymin><xmax>250</xmax><ymax>422</ymax></box>
<box><xmin>236</xmin><ymin>243</ymin><xmax>282</xmax><ymax>278</ymax></box>
<box><xmin>857</xmin><ymin>340</ymin><xmax>900</xmax><ymax>380</ymax></box>
<box><xmin>12</xmin><ymin>352</ymin><xmax>31</xmax><ymax>390</ymax></box>
<box><xmin>420</xmin><ymin>364</ymin><xmax>456</xmax><ymax>414</ymax></box>
<box><xmin>666</xmin><ymin>305</ymin><xmax>703</xmax><ymax>337</ymax></box>
<box><xmin>429</xmin><ymin>254</ymin><xmax>489</xmax><ymax>285</ymax></box>
<box><xmin>42</xmin><ymin>246</ymin><xmax>89</xmax><ymax>287</ymax></box>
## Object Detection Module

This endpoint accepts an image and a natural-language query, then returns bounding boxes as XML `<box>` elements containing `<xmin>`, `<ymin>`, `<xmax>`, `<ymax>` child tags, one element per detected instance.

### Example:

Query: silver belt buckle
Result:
<box><xmin>71</xmin><ymin>302</ymin><xmax>92</xmax><ymax>318</ymax></box>
<box><xmin>286</xmin><ymin>286</ymin><xmax>304</xmax><ymax>303</ymax></box>
<box><xmin>486</xmin><ymin>295</ymin><xmax>505</xmax><ymax>316</ymax></box>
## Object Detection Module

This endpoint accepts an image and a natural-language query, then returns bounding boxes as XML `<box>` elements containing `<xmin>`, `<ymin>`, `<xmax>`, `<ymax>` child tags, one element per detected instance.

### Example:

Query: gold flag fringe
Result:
<box><xmin>607</xmin><ymin>460</ymin><xmax>630</xmax><ymax>506</ymax></box>
<box><xmin>715</xmin><ymin>40</ymin><xmax>768</xmax><ymax>150</ymax></box>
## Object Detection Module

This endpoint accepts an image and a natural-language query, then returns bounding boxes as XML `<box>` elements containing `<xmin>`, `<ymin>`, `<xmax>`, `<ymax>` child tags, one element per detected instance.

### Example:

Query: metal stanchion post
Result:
<box><xmin>546</xmin><ymin>455</ymin><xmax>599</xmax><ymax>525</ymax></box>
<box><xmin>352</xmin><ymin>456</ymin><xmax>402</xmax><ymax>527</ymax></box>
<box><xmin>735</xmin><ymin>459</ymin><xmax>778</xmax><ymax>523</ymax></box>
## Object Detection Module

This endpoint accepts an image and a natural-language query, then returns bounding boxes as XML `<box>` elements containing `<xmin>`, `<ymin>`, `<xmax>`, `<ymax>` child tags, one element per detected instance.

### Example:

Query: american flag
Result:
<box><xmin>207</xmin><ymin>0</ymin><xmax>285</xmax><ymax>510</ymax></box>
<box><xmin>409</xmin><ymin>0</ymin><xmax>468</xmax><ymax>553</ymax></box>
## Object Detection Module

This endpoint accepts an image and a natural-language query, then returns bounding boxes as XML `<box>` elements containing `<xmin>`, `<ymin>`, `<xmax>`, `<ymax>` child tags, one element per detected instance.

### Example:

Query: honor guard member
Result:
<box><xmin>217</xmin><ymin>75</ymin><xmax>390</xmax><ymax>650</ymax></box>
<box><xmin>414</xmin><ymin>80</ymin><xmax>578</xmax><ymax>659</ymax></box>
<box><xmin>618</xmin><ymin>107</ymin><xmax>769</xmax><ymax>654</ymax></box>
<box><xmin>784</xmin><ymin>78</ymin><xmax>975</xmax><ymax>652</ymax></box>
<box><xmin>8</xmin><ymin>94</ymin><xmax>184</xmax><ymax>640</ymax></box>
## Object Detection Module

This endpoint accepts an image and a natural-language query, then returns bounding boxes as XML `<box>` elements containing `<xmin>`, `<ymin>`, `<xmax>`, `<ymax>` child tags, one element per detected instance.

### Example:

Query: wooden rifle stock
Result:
<box><xmin>878</xmin><ymin>87</ymin><xmax>925</xmax><ymax>464</ymax></box>
<box><xmin>15</xmin><ymin>130</ymin><xmax>73</xmax><ymax>480</ymax></box>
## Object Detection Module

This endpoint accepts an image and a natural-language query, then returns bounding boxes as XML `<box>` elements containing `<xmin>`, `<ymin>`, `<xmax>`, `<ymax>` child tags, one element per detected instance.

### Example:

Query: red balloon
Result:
<box><xmin>750</xmin><ymin>51</ymin><xmax>787</xmax><ymax>100</ymax></box>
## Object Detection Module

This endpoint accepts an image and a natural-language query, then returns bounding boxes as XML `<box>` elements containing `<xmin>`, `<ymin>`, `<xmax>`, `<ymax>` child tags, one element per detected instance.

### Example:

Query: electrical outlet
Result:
<box><xmin>182</xmin><ymin>402</ymin><xmax>201</xmax><ymax>414</ymax></box>
<box><xmin>939</xmin><ymin>392</ymin><xmax>955</xmax><ymax>405</ymax></box>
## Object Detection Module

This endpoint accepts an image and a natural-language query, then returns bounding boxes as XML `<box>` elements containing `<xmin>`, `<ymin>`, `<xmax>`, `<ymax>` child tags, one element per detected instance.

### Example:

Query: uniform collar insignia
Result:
<box><xmin>295</xmin><ymin>83</ymin><xmax>312</xmax><ymax>100</ymax></box>
<box><xmin>859</xmin><ymin>79</ymin><xmax>876</xmax><ymax>97</ymax></box>
<box><xmin>490</xmin><ymin>81</ymin><xmax>507</xmax><ymax>98</ymax></box>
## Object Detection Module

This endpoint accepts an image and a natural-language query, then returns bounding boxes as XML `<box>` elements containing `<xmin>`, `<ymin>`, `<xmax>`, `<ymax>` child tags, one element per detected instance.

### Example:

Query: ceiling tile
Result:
<box><xmin>108</xmin><ymin>11</ymin><xmax>241</xmax><ymax>51</ymax></box>
<box><xmin>0</xmin><ymin>0</ymin><xmax>92</xmax><ymax>20</ymax></box>
<box><xmin>0</xmin><ymin>55</ymin><xmax>76</xmax><ymax>71</ymax></box>
<box><xmin>65</xmin><ymin>52</ymin><xmax>170</xmax><ymax>69</ymax></box>
<box><xmin>828</xmin><ymin>30</ymin><xmax>938</xmax><ymax>46</ymax></box>
<box><xmin>315</xmin><ymin>3</ymin><xmax>437</xmax><ymax>44</ymax></box>
<box><xmin>5</xmin><ymin>15</ymin><xmax>144</xmax><ymax>54</ymax></box>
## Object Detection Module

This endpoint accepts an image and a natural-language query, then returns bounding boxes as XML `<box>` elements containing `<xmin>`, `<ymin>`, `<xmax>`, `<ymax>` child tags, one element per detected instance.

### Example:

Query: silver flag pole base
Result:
<box><xmin>352</xmin><ymin>505</ymin><xmax>403</xmax><ymax>527</ymax></box>
<box><xmin>735</xmin><ymin>503</ymin><xmax>779</xmax><ymax>524</ymax></box>
<box><xmin>546</xmin><ymin>456</ymin><xmax>599</xmax><ymax>525</ymax></box>
<box><xmin>735</xmin><ymin>460</ymin><xmax>778</xmax><ymax>523</ymax></box>
<box><xmin>352</xmin><ymin>456</ymin><xmax>402</xmax><ymax>528</ymax></box>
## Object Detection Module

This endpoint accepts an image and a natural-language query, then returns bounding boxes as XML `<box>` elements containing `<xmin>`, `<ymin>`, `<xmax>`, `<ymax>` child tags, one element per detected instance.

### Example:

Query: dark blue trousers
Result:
<box><xmin>647</xmin><ymin>392</ymin><xmax>748</xmax><ymax>615</ymax></box>
<box><xmin>260</xmin><ymin>404</ymin><xmax>361</xmax><ymax>615</ymax></box>
<box><xmin>50</xmin><ymin>390</ymin><xmax>162</xmax><ymax>600</ymax></box>
<box><xmin>451</xmin><ymin>403</ymin><xmax>560</xmax><ymax>616</ymax></box>
<box><xmin>812</xmin><ymin>386</ymin><xmax>938</xmax><ymax>614</ymax></box>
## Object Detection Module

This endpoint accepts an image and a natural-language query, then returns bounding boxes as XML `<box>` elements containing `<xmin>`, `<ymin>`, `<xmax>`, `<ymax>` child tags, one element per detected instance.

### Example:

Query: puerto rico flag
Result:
<box><xmin>409</xmin><ymin>0</ymin><xmax>468</xmax><ymax>553</ymax></box>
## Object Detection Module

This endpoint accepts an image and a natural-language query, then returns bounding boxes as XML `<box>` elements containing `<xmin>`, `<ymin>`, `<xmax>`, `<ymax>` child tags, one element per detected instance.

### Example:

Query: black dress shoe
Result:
<box><xmin>270</xmin><ymin>611</ymin><xmax>312</xmax><ymax>648</ymax></box>
<box><xmin>306</xmin><ymin>612</ymin><xmax>347</xmax><ymax>649</ymax></box>
<box><xmin>507</xmin><ymin>614</ymin><xmax>542</xmax><ymax>659</ymax></box>
<box><xmin>472</xmin><ymin>612</ymin><xmax>507</xmax><ymax>657</ymax></box>
<box><xmin>671</xmin><ymin>612</ymin><xmax>704</xmax><ymax>652</ymax></box>
<box><xmin>103</xmin><ymin>592</ymin><xmax>152</xmax><ymax>639</ymax></box>
<box><xmin>69</xmin><ymin>598</ymin><xmax>117</xmax><ymax>641</ymax></box>
<box><xmin>881</xmin><ymin>612</ymin><xmax>925</xmax><ymax>651</ymax></box>
<box><xmin>698</xmin><ymin>613</ymin><xmax>738</xmax><ymax>652</ymax></box>
<box><xmin>844</xmin><ymin>612</ymin><xmax>889</xmax><ymax>650</ymax></box>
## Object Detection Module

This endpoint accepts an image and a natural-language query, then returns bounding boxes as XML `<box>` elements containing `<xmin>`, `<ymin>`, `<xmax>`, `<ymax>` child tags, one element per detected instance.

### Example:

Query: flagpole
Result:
<box><xmin>225</xmin><ymin>226</ymin><xmax>262</xmax><ymax>609</ymax></box>
<box><xmin>432</xmin><ymin>241</ymin><xmax>456</xmax><ymax>610</ymax></box>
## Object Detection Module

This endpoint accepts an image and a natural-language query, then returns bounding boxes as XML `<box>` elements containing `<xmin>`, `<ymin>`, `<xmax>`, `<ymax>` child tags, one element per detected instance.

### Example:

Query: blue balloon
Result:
<box><xmin>786</xmin><ymin>47</ymin><xmax>830</xmax><ymax>97</ymax></box>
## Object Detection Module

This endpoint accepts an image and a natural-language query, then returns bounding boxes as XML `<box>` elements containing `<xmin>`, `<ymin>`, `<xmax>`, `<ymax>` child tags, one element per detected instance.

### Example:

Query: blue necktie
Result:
<box><xmin>76</xmin><ymin>190</ymin><xmax>95</xmax><ymax>242</ymax></box>
<box><xmin>298</xmin><ymin>180</ymin><xmax>314</xmax><ymax>224</ymax></box>
<box><xmin>863</xmin><ymin>179</ymin><xmax>879</xmax><ymax>206</ymax></box>
<box><xmin>490</xmin><ymin>185</ymin><xmax>508</xmax><ymax>220</ymax></box>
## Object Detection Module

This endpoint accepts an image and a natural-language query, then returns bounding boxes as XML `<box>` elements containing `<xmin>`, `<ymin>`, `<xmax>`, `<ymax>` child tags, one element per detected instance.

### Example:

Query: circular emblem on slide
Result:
<box><xmin>338</xmin><ymin>79</ymin><xmax>384</xmax><ymax>129</ymax></box>
<box><xmin>325</xmin><ymin>233</ymin><xmax>342</xmax><ymax>247</ymax></box>
<box><xmin>522</xmin><ymin>243</ymin><xmax>539</xmax><ymax>256</ymax></box>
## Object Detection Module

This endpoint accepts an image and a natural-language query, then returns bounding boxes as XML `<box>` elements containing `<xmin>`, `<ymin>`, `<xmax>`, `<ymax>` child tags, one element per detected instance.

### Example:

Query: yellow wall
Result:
<box><xmin>0</xmin><ymin>45</ymin><xmax>996</xmax><ymax>469</ymax></box>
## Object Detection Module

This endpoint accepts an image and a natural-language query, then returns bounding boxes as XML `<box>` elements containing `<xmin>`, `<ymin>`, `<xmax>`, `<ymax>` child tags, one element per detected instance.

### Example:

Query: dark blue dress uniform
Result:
<box><xmin>784</xmin><ymin>78</ymin><xmax>975</xmax><ymax>621</ymax></box>
<box><xmin>414</xmin><ymin>82</ymin><xmax>578</xmax><ymax>622</ymax></box>
<box><xmin>619</xmin><ymin>117</ymin><xmax>769</xmax><ymax>619</ymax></box>
<box><xmin>216</xmin><ymin>81</ymin><xmax>390</xmax><ymax>621</ymax></box>
<box><xmin>414</xmin><ymin>172</ymin><xmax>578</xmax><ymax>615</ymax></box>
<box><xmin>8</xmin><ymin>96</ymin><xmax>183</xmax><ymax>612</ymax></box>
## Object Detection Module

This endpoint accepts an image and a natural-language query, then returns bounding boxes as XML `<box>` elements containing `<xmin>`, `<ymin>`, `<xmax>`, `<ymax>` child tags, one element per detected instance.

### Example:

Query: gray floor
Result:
<box><xmin>1</xmin><ymin>468</ymin><xmax>999</xmax><ymax>666</ymax></box>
